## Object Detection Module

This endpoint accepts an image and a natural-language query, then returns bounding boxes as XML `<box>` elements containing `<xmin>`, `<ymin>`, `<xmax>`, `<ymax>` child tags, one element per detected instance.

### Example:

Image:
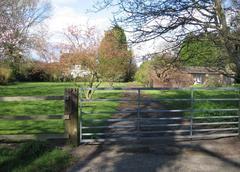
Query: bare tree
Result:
<box><xmin>95</xmin><ymin>0</ymin><xmax>240</xmax><ymax>82</ymax></box>
<box><xmin>33</xmin><ymin>26</ymin><xmax>59</xmax><ymax>63</ymax></box>
<box><xmin>0</xmin><ymin>0</ymin><xmax>51</xmax><ymax>63</ymax></box>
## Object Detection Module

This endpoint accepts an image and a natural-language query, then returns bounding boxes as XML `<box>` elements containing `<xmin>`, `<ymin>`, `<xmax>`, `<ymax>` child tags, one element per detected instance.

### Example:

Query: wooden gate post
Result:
<box><xmin>64</xmin><ymin>88</ymin><xmax>80</xmax><ymax>146</ymax></box>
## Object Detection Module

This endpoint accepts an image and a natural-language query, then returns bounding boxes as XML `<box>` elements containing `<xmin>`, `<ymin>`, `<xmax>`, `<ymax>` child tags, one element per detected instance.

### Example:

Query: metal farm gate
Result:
<box><xmin>79</xmin><ymin>88</ymin><xmax>240</xmax><ymax>143</ymax></box>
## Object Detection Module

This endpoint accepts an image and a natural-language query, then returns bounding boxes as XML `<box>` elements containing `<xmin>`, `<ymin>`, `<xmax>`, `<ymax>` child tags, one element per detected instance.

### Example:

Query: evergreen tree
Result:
<box><xmin>98</xmin><ymin>25</ymin><xmax>135</xmax><ymax>84</ymax></box>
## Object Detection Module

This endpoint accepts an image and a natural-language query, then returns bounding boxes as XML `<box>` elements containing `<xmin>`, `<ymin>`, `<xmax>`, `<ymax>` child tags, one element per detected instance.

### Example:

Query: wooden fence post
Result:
<box><xmin>64</xmin><ymin>88</ymin><xmax>80</xmax><ymax>146</ymax></box>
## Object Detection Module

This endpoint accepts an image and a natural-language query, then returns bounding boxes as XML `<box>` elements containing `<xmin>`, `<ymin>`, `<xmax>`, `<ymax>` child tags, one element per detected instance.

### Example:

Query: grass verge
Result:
<box><xmin>0</xmin><ymin>141</ymin><xmax>71</xmax><ymax>172</ymax></box>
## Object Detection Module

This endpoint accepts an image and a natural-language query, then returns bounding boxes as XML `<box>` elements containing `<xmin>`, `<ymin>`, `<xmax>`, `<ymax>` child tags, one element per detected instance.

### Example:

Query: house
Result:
<box><xmin>70</xmin><ymin>65</ymin><xmax>91</xmax><ymax>78</ymax></box>
<box><xmin>150</xmin><ymin>66</ymin><xmax>234</xmax><ymax>88</ymax></box>
<box><xmin>59</xmin><ymin>53</ymin><xmax>91</xmax><ymax>79</ymax></box>
<box><xmin>183</xmin><ymin>66</ymin><xmax>233</xmax><ymax>85</ymax></box>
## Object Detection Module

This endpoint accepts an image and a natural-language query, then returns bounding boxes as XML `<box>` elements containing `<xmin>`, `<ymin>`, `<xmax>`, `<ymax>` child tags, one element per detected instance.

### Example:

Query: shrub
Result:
<box><xmin>26</xmin><ymin>66</ymin><xmax>51</xmax><ymax>82</ymax></box>
<box><xmin>135</xmin><ymin>61</ymin><xmax>151</xmax><ymax>86</ymax></box>
<box><xmin>204</xmin><ymin>75</ymin><xmax>222</xmax><ymax>87</ymax></box>
<box><xmin>0</xmin><ymin>66</ymin><xmax>12</xmax><ymax>85</ymax></box>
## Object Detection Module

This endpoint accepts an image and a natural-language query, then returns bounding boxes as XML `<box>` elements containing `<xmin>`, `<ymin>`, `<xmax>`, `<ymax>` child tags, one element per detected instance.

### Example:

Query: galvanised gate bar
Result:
<box><xmin>79</xmin><ymin>87</ymin><xmax>240</xmax><ymax>143</ymax></box>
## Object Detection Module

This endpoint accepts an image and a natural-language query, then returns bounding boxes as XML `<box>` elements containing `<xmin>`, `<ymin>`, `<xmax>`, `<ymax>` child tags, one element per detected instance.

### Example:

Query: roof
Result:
<box><xmin>182</xmin><ymin>66</ymin><xmax>219</xmax><ymax>74</ymax></box>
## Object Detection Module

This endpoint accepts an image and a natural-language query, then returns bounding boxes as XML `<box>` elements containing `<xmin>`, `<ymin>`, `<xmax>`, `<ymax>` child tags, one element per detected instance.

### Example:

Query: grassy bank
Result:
<box><xmin>0</xmin><ymin>141</ymin><xmax>71</xmax><ymax>172</ymax></box>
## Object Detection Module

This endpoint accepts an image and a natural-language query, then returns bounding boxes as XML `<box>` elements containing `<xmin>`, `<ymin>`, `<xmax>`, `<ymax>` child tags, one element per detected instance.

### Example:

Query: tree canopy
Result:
<box><xmin>179</xmin><ymin>35</ymin><xmax>221</xmax><ymax>67</ymax></box>
<box><xmin>60</xmin><ymin>25</ymin><xmax>101</xmax><ymax>99</ymax></box>
<box><xmin>0</xmin><ymin>0</ymin><xmax>51</xmax><ymax>79</ymax></box>
<box><xmin>98</xmin><ymin>25</ymin><xmax>136</xmax><ymax>83</ymax></box>
<box><xmin>135</xmin><ymin>60</ymin><xmax>151</xmax><ymax>86</ymax></box>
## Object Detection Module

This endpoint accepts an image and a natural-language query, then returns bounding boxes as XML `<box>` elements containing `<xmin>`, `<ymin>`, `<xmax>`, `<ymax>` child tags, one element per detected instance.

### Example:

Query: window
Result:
<box><xmin>193</xmin><ymin>74</ymin><xmax>204</xmax><ymax>84</ymax></box>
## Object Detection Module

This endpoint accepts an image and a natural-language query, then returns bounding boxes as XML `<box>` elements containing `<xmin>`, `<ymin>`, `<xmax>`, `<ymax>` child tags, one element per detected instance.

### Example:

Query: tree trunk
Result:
<box><xmin>214</xmin><ymin>0</ymin><xmax>240</xmax><ymax>82</ymax></box>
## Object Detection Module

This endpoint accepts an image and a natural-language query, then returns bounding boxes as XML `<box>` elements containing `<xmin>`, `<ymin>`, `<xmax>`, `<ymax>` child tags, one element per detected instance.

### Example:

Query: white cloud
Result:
<box><xmin>46</xmin><ymin>1</ymin><xmax>110</xmax><ymax>43</ymax></box>
<box><xmin>48</xmin><ymin>7</ymin><xmax>87</xmax><ymax>32</ymax></box>
<box><xmin>51</xmin><ymin>0</ymin><xmax>79</xmax><ymax>7</ymax></box>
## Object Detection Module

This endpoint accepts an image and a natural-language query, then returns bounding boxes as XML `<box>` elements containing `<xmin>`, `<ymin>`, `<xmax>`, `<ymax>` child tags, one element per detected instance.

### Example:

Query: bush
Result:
<box><xmin>26</xmin><ymin>66</ymin><xmax>51</xmax><ymax>82</ymax></box>
<box><xmin>9</xmin><ymin>60</ymin><xmax>63</xmax><ymax>82</ymax></box>
<box><xmin>14</xmin><ymin>63</ymin><xmax>52</xmax><ymax>82</ymax></box>
<box><xmin>135</xmin><ymin>61</ymin><xmax>151</xmax><ymax>86</ymax></box>
<box><xmin>0</xmin><ymin>66</ymin><xmax>12</xmax><ymax>85</ymax></box>
<box><xmin>204</xmin><ymin>75</ymin><xmax>222</xmax><ymax>87</ymax></box>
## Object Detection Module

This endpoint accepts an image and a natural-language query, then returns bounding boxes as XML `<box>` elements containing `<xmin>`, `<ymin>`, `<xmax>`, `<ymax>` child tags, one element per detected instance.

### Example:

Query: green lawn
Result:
<box><xmin>1</xmin><ymin>83</ymin><xmax>239</xmax><ymax>171</ymax></box>
<box><xmin>143</xmin><ymin>88</ymin><xmax>239</xmax><ymax>124</ymax></box>
<box><xmin>0</xmin><ymin>82</ymin><xmax>132</xmax><ymax>135</ymax></box>
<box><xmin>0</xmin><ymin>82</ymin><xmax>239</xmax><ymax>135</ymax></box>
<box><xmin>0</xmin><ymin>82</ymin><xmax>133</xmax><ymax>96</ymax></box>
<box><xmin>144</xmin><ymin>89</ymin><xmax>239</xmax><ymax>112</ymax></box>
<box><xmin>0</xmin><ymin>82</ymin><xmax>132</xmax><ymax>171</ymax></box>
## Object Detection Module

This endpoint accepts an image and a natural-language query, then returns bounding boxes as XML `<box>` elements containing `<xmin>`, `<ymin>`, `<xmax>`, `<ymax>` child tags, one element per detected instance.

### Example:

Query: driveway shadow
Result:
<box><xmin>68</xmin><ymin>89</ymin><xmax>240</xmax><ymax>172</ymax></box>
<box><xmin>68</xmin><ymin>137</ymin><xmax>240</xmax><ymax>172</ymax></box>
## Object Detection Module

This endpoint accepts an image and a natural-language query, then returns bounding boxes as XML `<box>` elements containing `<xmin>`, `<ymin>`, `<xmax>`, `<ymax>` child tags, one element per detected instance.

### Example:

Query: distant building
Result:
<box><xmin>59</xmin><ymin>53</ymin><xmax>91</xmax><ymax>79</ymax></box>
<box><xmin>70</xmin><ymin>65</ymin><xmax>90</xmax><ymax>78</ymax></box>
<box><xmin>150</xmin><ymin>66</ymin><xmax>234</xmax><ymax>88</ymax></box>
<box><xmin>183</xmin><ymin>67</ymin><xmax>233</xmax><ymax>85</ymax></box>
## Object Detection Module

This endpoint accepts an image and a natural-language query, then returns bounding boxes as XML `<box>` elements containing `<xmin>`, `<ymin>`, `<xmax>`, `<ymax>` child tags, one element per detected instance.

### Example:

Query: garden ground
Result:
<box><xmin>0</xmin><ymin>82</ymin><xmax>132</xmax><ymax>172</ymax></box>
<box><xmin>0</xmin><ymin>82</ymin><xmax>240</xmax><ymax>171</ymax></box>
<box><xmin>0</xmin><ymin>82</ymin><xmax>239</xmax><ymax>135</ymax></box>
<box><xmin>69</xmin><ymin>86</ymin><xmax>240</xmax><ymax>172</ymax></box>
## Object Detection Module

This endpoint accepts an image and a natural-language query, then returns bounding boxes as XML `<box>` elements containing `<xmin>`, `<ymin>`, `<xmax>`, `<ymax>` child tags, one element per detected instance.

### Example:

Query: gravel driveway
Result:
<box><xmin>67</xmin><ymin>137</ymin><xmax>240</xmax><ymax>172</ymax></box>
